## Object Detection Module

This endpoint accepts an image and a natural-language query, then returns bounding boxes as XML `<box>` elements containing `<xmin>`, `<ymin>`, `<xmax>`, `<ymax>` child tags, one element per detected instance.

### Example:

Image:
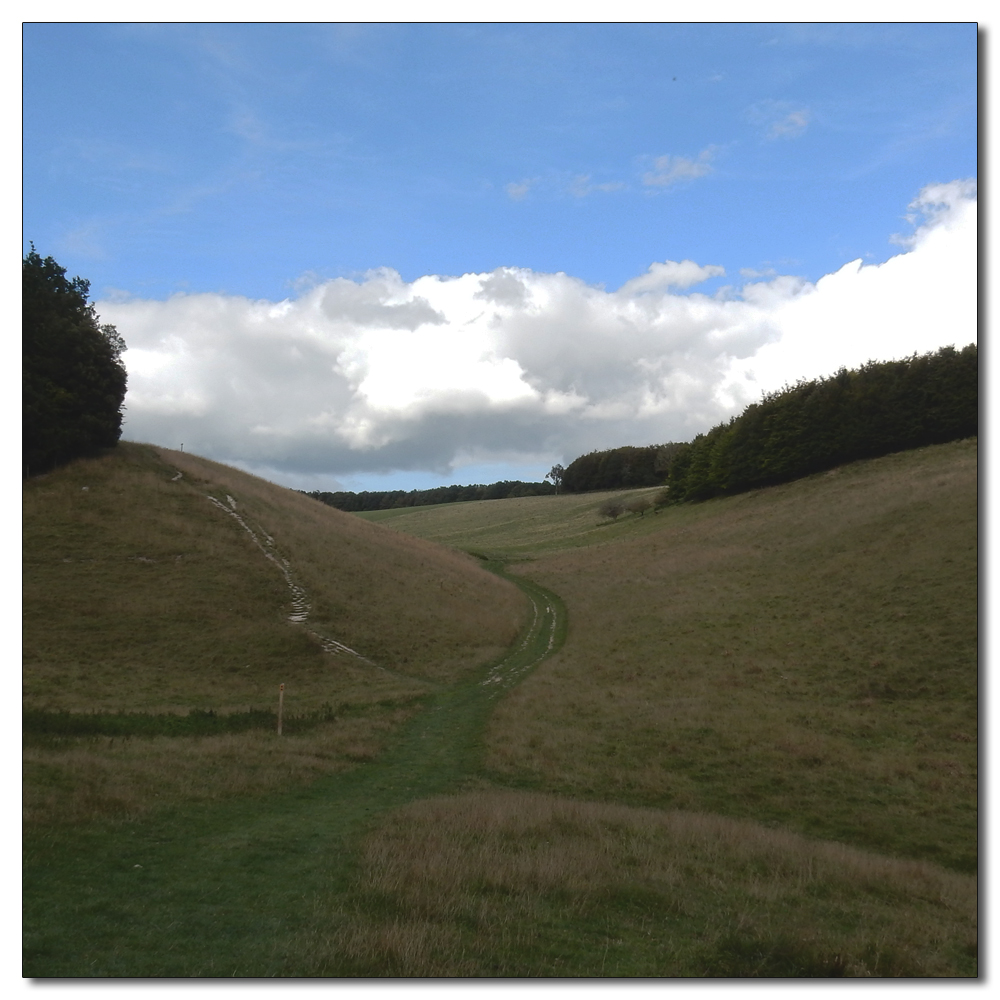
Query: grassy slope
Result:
<box><xmin>23</xmin><ymin>440</ymin><xmax>978</xmax><ymax>976</ymax></box>
<box><xmin>315</xmin><ymin>440</ymin><xmax>977</xmax><ymax>976</ymax></box>
<box><xmin>357</xmin><ymin>484</ymin><xmax>667</xmax><ymax>559</ymax></box>
<box><xmin>24</xmin><ymin>544</ymin><xmax>567</xmax><ymax>977</ymax></box>
<box><xmin>365</xmin><ymin>441</ymin><xmax>977</xmax><ymax>873</ymax></box>
<box><xmin>23</xmin><ymin>443</ymin><xmax>526</xmax><ymax>822</ymax></box>
<box><xmin>399</xmin><ymin>441</ymin><xmax>977</xmax><ymax>874</ymax></box>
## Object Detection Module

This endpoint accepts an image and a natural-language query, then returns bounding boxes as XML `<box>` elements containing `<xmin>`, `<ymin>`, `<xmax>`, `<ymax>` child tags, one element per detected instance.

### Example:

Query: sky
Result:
<box><xmin>22</xmin><ymin>21</ymin><xmax>978</xmax><ymax>493</ymax></box>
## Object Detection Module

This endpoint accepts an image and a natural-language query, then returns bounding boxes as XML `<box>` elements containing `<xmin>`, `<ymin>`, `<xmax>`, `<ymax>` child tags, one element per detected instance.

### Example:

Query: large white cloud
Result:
<box><xmin>105</xmin><ymin>180</ymin><xmax>976</xmax><ymax>486</ymax></box>
<box><xmin>721</xmin><ymin>179</ymin><xmax>977</xmax><ymax>398</ymax></box>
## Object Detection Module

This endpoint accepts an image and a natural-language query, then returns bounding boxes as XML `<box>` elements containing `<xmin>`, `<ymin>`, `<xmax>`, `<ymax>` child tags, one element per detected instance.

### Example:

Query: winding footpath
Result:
<box><xmin>23</xmin><ymin>505</ymin><xmax>567</xmax><ymax>976</ymax></box>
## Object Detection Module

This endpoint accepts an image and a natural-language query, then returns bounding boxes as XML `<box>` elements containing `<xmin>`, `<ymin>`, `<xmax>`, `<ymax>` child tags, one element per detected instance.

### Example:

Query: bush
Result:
<box><xmin>626</xmin><ymin>496</ymin><xmax>653</xmax><ymax>517</ymax></box>
<box><xmin>598</xmin><ymin>498</ymin><xmax>628</xmax><ymax>521</ymax></box>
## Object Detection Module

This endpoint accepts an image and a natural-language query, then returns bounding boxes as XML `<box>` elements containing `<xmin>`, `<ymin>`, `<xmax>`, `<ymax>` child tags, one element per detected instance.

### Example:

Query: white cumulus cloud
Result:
<box><xmin>722</xmin><ymin>179</ymin><xmax>977</xmax><ymax>396</ymax></box>
<box><xmin>618</xmin><ymin>260</ymin><xmax>727</xmax><ymax>294</ymax></box>
<box><xmin>104</xmin><ymin>180</ymin><xmax>976</xmax><ymax>488</ymax></box>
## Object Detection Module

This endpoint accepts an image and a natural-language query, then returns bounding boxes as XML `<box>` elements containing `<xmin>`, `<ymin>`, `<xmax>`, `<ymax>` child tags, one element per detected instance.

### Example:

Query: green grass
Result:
<box><xmin>23</xmin><ymin>439</ymin><xmax>977</xmax><ymax>976</ymax></box>
<box><xmin>22</xmin><ymin>443</ymin><xmax>526</xmax><ymax>824</ymax></box>
<box><xmin>483</xmin><ymin>440</ymin><xmax>978</xmax><ymax>871</ymax></box>
<box><xmin>355</xmin><ymin>485</ymin><xmax>669</xmax><ymax>559</ymax></box>
<box><xmin>24</xmin><ymin>561</ymin><xmax>566</xmax><ymax>976</ymax></box>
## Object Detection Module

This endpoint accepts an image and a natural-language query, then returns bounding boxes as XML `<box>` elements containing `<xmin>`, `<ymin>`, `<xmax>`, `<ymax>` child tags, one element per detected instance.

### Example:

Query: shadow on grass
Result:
<box><xmin>22</xmin><ymin>698</ymin><xmax>426</xmax><ymax>741</ymax></box>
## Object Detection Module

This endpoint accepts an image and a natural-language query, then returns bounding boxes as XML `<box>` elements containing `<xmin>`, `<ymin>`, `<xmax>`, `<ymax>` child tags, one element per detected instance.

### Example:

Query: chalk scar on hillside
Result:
<box><xmin>201</xmin><ymin>490</ymin><xmax>375</xmax><ymax>665</ymax></box>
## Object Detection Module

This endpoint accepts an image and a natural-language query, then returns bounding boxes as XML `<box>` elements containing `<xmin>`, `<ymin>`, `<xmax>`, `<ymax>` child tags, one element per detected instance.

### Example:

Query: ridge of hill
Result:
<box><xmin>24</xmin><ymin>443</ymin><xmax>526</xmax><ymax>708</ymax></box>
<box><xmin>23</xmin><ymin>442</ymin><xmax>526</xmax><ymax>821</ymax></box>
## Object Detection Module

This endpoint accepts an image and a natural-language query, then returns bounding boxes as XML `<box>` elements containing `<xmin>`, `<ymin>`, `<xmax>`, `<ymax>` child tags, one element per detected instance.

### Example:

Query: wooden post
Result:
<box><xmin>278</xmin><ymin>683</ymin><xmax>284</xmax><ymax>736</ymax></box>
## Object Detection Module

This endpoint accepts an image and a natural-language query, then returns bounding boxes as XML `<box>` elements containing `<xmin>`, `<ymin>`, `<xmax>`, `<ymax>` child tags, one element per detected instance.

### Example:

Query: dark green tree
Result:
<box><xmin>665</xmin><ymin>345</ymin><xmax>977</xmax><ymax>504</ymax></box>
<box><xmin>23</xmin><ymin>247</ymin><xmax>127</xmax><ymax>475</ymax></box>
<box><xmin>561</xmin><ymin>444</ymin><xmax>669</xmax><ymax>492</ymax></box>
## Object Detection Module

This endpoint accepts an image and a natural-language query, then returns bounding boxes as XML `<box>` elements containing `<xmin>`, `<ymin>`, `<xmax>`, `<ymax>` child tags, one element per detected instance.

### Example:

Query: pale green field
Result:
<box><xmin>357</xmin><ymin>485</ymin><xmax>669</xmax><ymax>558</ymax></box>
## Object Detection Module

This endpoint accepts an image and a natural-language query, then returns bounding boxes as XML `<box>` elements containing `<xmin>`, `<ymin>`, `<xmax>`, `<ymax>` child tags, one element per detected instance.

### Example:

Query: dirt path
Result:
<box><xmin>202</xmin><ymin>487</ymin><xmax>375</xmax><ymax>663</ymax></box>
<box><xmin>23</xmin><ymin>559</ymin><xmax>567</xmax><ymax>976</ymax></box>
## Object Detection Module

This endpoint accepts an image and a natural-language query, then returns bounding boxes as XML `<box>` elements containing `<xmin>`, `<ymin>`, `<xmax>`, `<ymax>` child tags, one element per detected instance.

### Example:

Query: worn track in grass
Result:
<box><xmin>22</xmin><ymin>563</ymin><xmax>566</xmax><ymax>977</ymax></box>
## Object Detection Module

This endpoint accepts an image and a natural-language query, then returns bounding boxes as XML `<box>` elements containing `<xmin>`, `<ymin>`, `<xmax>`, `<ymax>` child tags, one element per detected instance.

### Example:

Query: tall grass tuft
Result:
<box><xmin>295</xmin><ymin>790</ymin><xmax>976</xmax><ymax>976</ymax></box>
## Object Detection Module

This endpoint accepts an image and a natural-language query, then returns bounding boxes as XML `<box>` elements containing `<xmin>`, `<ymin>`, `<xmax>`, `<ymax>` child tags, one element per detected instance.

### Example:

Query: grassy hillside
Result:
<box><xmin>23</xmin><ymin>439</ymin><xmax>977</xmax><ymax>976</ymax></box>
<box><xmin>23</xmin><ymin>443</ymin><xmax>526</xmax><ymax>822</ymax></box>
<box><xmin>479</xmin><ymin>439</ymin><xmax>978</xmax><ymax>871</ymax></box>
<box><xmin>326</xmin><ymin>440</ymin><xmax>976</xmax><ymax>975</ymax></box>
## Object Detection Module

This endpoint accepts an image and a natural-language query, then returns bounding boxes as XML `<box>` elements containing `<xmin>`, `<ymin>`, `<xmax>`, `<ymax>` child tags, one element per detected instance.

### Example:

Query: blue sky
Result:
<box><xmin>22</xmin><ymin>22</ymin><xmax>978</xmax><ymax>492</ymax></box>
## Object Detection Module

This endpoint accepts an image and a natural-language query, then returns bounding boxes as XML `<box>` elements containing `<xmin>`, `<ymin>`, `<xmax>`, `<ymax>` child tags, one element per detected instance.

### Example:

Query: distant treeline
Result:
<box><xmin>666</xmin><ymin>344</ymin><xmax>977</xmax><ymax>503</ymax></box>
<box><xmin>309</xmin><ymin>345</ymin><xmax>976</xmax><ymax>512</ymax></box>
<box><xmin>560</xmin><ymin>443</ymin><xmax>686</xmax><ymax>493</ymax></box>
<box><xmin>307</xmin><ymin>479</ymin><xmax>556</xmax><ymax>512</ymax></box>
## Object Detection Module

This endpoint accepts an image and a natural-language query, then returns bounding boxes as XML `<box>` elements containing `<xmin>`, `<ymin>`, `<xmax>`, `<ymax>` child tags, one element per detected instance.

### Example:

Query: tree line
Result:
<box><xmin>24</xmin><ymin>246</ymin><xmax>972</xmax><ymax>512</ymax></box>
<box><xmin>313</xmin><ymin>345</ymin><xmax>976</xmax><ymax>514</ymax></box>
<box><xmin>556</xmin><ymin>344</ymin><xmax>976</xmax><ymax>504</ymax></box>
<box><xmin>306</xmin><ymin>479</ymin><xmax>556</xmax><ymax>512</ymax></box>
<box><xmin>559</xmin><ymin>443</ymin><xmax>686</xmax><ymax>493</ymax></box>
<box><xmin>665</xmin><ymin>344</ymin><xmax>977</xmax><ymax>503</ymax></box>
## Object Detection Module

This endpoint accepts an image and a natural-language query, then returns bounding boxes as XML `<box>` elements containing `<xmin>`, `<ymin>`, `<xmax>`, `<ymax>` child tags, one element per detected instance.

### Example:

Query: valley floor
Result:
<box><xmin>23</xmin><ymin>440</ymin><xmax>978</xmax><ymax>977</ymax></box>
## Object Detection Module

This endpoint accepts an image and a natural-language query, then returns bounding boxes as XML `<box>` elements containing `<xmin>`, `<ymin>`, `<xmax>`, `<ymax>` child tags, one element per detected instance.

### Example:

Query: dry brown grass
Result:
<box><xmin>23</xmin><ymin>443</ymin><xmax>525</xmax><ymax>714</ymax></box>
<box><xmin>23</xmin><ymin>443</ymin><xmax>527</xmax><ymax>820</ymax></box>
<box><xmin>23</xmin><ymin>707</ymin><xmax>415</xmax><ymax>826</ymax></box>
<box><xmin>483</xmin><ymin>440</ymin><xmax>978</xmax><ymax>870</ymax></box>
<box><xmin>298</xmin><ymin>789</ymin><xmax>976</xmax><ymax>976</ymax></box>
